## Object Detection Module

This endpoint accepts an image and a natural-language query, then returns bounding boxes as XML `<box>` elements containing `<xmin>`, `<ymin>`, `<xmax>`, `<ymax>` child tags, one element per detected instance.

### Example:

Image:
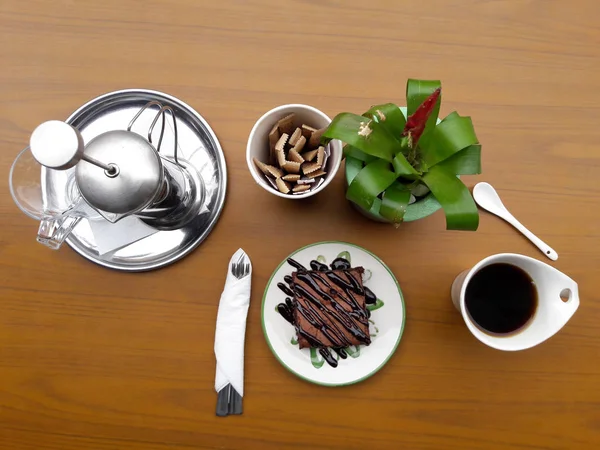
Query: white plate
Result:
<box><xmin>261</xmin><ymin>241</ymin><xmax>405</xmax><ymax>386</ymax></box>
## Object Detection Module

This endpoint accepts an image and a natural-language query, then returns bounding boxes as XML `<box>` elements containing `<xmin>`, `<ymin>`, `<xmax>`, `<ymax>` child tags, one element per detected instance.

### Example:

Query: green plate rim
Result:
<box><xmin>261</xmin><ymin>240</ymin><xmax>406</xmax><ymax>387</ymax></box>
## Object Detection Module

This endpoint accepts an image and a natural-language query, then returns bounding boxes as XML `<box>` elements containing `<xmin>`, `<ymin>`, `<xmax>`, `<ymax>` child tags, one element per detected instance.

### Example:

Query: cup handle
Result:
<box><xmin>37</xmin><ymin>214</ymin><xmax>82</xmax><ymax>250</ymax></box>
<box><xmin>554</xmin><ymin>276</ymin><xmax>580</xmax><ymax>321</ymax></box>
<box><xmin>558</xmin><ymin>279</ymin><xmax>579</xmax><ymax>306</ymax></box>
<box><xmin>451</xmin><ymin>269</ymin><xmax>470</xmax><ymax>311</ymax></box>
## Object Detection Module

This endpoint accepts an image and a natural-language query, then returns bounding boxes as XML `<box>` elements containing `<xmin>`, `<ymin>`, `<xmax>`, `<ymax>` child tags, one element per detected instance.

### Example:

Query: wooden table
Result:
<box><xmin>1</xmin><ymin>1</ymin><xmax>599</xmax><ymax>449</ymax></box>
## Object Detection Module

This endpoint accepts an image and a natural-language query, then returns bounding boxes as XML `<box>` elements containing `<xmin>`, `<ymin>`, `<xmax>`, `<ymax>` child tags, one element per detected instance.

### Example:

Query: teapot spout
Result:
<box><xmin>95</xmin><ymin>209</ymin><xmax>126</xmax><ymax>223</ymax></box>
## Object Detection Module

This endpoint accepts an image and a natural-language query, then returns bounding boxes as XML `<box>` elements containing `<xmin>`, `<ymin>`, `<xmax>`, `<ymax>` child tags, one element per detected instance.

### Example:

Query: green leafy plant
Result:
<box><xmin>322</xmin><ymin>79</ymin><xmax>481</xmax><ymax>230</ymax></box>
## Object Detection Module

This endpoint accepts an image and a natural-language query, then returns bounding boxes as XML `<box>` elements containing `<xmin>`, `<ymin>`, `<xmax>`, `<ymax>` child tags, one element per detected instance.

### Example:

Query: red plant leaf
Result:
<box><xmin>403</xmin><ymin>88</ymin><xmax>441</xmax><ymax>146</ymax></box>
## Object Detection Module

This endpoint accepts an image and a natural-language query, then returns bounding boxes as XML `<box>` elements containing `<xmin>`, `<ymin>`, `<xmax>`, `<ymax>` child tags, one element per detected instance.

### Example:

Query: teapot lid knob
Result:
<box><xmin>30</xmin><ymin>121</ymin><xmax>85</xmax><ymax>170</ymax></box>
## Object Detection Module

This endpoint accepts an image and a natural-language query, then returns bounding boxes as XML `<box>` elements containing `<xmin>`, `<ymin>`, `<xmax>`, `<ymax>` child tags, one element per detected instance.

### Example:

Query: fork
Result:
<box><xmin>216</xmin><ymin>255</ymin><xmax>250</xmax><ymax>417</ymax></box>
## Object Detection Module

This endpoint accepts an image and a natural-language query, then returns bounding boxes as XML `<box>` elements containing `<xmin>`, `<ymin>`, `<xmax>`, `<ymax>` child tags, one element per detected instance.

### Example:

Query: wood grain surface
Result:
<box><xmin>1</xmin><ymin>0</ymin><xmax>599</xmax><ymax>449</ymax></box>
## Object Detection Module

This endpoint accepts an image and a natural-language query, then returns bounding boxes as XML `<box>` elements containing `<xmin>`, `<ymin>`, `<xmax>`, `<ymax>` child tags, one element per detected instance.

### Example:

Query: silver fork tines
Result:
<box><xmin>232</xmin><ymin>257</ymin><xmax>249</xmax><ymax>280</ymax></box>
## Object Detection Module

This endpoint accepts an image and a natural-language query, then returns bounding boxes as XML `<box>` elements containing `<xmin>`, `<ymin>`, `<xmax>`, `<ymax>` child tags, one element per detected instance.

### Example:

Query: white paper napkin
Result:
<box><xmin>88</xmin><ymin>216</ymin><xmax>158</xmax><ymax>256</ymax></box>
<box><xmin>75</xmin><ymin>202</ymin><xmax>158</xmax><ymax>256</ymax></box>
<box><xmin>214</xmin><ymin>248</ymin><xmax>252</xmax><ymax>396</ymax></box>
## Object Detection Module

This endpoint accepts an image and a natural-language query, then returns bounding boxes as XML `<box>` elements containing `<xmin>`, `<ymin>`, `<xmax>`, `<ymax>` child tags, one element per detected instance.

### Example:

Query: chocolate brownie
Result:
<box><xmin>291</xmin><ymin>267</ymin><xmax>371</xmax><ymax>349</ymax></box>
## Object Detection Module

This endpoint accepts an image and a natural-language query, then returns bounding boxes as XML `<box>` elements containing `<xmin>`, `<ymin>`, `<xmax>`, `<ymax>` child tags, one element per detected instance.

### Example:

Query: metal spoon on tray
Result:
<box><xmin>473</xmin><ymin>182</ymin><xmax>558</xmax><ymax>261</ymax></box>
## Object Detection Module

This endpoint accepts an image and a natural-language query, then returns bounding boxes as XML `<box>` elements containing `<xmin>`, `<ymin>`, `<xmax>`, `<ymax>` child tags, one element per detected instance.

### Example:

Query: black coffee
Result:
<box><xmin>465</xmin><ymin>263</ymin><xmax>537</xmax><ymax>335</ymax></box>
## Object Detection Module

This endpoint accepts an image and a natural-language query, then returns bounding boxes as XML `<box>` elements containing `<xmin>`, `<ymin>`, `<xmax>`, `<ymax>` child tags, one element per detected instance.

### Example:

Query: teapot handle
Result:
<box><xmin>36</xmin><ymin>213</ymin><xmax>82</xmax><ymax>250</ymax></box>
<box><xmin>128</xmin><ymin>101</ymin><xmax>181</xmax><ymax>167</ymax></box>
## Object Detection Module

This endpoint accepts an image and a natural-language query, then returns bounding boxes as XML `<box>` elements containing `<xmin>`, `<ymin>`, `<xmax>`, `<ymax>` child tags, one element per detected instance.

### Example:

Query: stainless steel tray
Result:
<box><xmin>58</xmin><ymin>89</ymin><xmax>227</xmax><ymax>271</ymax></box>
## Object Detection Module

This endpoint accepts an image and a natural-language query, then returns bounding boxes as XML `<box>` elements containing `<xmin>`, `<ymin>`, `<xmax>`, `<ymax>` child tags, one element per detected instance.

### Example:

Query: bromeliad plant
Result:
<box><xmin>322</xmin><ymin>79</ymin><xmax>482</xmax><ymax>230</ymax></box>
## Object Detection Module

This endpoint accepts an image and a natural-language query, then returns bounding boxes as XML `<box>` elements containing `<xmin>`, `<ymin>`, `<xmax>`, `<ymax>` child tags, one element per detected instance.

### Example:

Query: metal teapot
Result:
<box><xmin>9</xmin><ymin>101</ymin><xmax>205</xmax><ymax>250</ymax></box>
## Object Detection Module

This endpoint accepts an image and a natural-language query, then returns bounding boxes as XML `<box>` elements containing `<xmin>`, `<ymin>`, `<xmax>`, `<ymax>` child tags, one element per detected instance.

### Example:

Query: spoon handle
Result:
<box><xmin>503</xmin><ymin>212</ymin><xmax>558</xmax><ymax>261</ymax></box>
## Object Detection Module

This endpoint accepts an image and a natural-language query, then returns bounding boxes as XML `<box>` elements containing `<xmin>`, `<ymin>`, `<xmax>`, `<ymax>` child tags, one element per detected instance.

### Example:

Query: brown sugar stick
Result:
<box><xmin>254</xmin><ymin>158</ymin><xmax>283</xmax><ymax>180</ymax></box>
<box><xmin>265</xmin><ymin>165</ymin><xmax>283</xmax><ymax>179</ymax></box>
<box><xmin>308</xmin><ymin>127</ymin><xmax>325</xmax><ymax>149</ymax></box>
<box><xmin>303</xmin><ymin>149</ymin><xmax>318</xmax><ymax>162</ymax></box>
<box><xmin>289</xmin><ymin>128</ymin><xmax>302</xmax><ymax>147</ymax></box>
<box><xmin>253</xmin><ymin>157</ymin><xmax>270</xmax><ymax>175</ymax></box>
<box><xmin>277</xmin><ymin>114</ymin><xmax>295</xmax><ymax>135</ymax></box>
<box><xmin>282</xmin><ymin>174</ymin><xmax>301</xmax><ymax>182</ymax></box>
<box><xmin>275</xmin><ymin>133</ymin><xmax>289</xmax><ymax>166</ymax></box>
<box><xmin>290</xmin><ymin>135</ymin><xmax>306</xmax><ymax>153</ymax></box>
<box><xmin>288</xmin><ymin>149</ymin><xmax>304</xmax><ymax>164</ymax></box>
<box><xmin>292</xmin><ymin>184</ymin><xmax>310</xmax><ymax>193</ymax></box>
<box><xmin>307</xmin><ymin>169</ymin><xmax>326</xmax><ymax>178</ymax></box>
<box><xmin>301</xmin><ymin>124</ymin><xmax>317</xmax><ymax>139</ymax></box>
<box><xmin>275</xmin><ymin>133</ymin><xmax>289</xmax><ymax>151</ymax></box>
<box><xmin>316</xmin><ymin>146</ymin><xmax>325</xmax><ymax>166</ymax></box>
<box><xmin>268</xmin><ymin>124</ymin><xmax>280</xmax><ymax>164</ymax></box>
<box><xmin>282</xmin><ymin>161</ymin><xmax>302</xmax><ymax>174</ymax></box>
<box><xmin>301</xmin><ymin>162</ymin><xmax>321</xmax><ymax>175</ymax></box>
<box><xmin>276</xmin><ymin>149</ymin><xmax>286</xmax><ymax>167</ymax></box>
<box><xmin>276</xmin><ymin>178</ymin><xmax>291</xmax><ymax>194</ymax></box>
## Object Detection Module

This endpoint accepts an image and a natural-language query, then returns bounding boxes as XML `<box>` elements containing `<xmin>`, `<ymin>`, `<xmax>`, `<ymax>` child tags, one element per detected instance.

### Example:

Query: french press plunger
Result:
<box><xmin>10</xmin><ymin>101</ymin><xmax>205</xmax><ymax>249</ymax></box>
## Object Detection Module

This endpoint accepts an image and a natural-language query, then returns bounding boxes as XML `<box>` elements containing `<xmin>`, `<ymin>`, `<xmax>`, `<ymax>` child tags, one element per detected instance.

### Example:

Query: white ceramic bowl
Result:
<box><xmin>246</xmin><ymin>104</ymin><xmax>342</xmax><ymax>199</ymax></box>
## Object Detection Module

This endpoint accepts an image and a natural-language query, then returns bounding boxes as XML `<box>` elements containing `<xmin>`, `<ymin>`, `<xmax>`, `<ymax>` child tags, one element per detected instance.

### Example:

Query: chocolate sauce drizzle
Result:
<box><xmin>277</xmin><ymin>282</ymin><xmax>294</xmax><ymax>297</ymax></box>
<box><xmin>287</xmin><ymin>258</ymin><xmax>307</xmax><ymax>272</ymax></box>
<box><xmin>276</xmin><ymin>257</ymin><xmax>377</xmax><ymax>368</ymax></box>
<box><xmin>276</xmin><ymin>297</ymin><xmax>295</xmax><ymax>325</ymax></box>
<box><xmin>364</xmin><ymin>287</ymin><xmax>377</xmax><ymax>305</ymax></box>
<box><xmin>310</xmin><ymin>260</ymin><xmax>329</xmax><ymax>271</ymax></box>
<box><xmin>330</xmin><ymin>257</ymin><xmax>351</xmax><ymax>270</ymax></box>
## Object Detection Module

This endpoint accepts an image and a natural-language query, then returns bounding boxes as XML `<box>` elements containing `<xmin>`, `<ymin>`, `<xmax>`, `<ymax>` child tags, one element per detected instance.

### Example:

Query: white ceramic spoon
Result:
<box><xmin>473</xmin><ymin>182</ymin><xmax>558</xmax><ymax>261</ymax></box>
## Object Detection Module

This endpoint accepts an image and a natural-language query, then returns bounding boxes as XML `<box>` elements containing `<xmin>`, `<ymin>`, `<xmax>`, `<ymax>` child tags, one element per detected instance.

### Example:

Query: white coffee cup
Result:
<box><xmin>451</xmin><ymin>253</ymin><xmax>579</xmax><ymax>351</ymax></box>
